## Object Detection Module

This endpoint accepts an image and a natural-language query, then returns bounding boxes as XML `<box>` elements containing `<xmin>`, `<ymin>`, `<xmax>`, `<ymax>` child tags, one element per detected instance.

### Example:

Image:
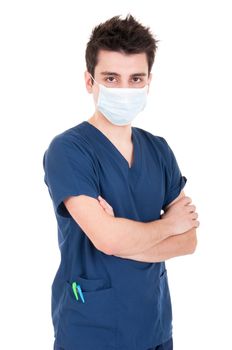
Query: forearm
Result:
<box><xmin>113</xmin><ymin>228</ymin><xmax>197</xmax><ymax>262</ymax></box>
<box><xmin>64</xmin><ymin>195</ymin><xmax>174</xmax><ymax>257</ymax></box>
<box><xmin>105</xmin><ymin>216</ymin><xmax>172</xmax><ymax>256</ymax></box>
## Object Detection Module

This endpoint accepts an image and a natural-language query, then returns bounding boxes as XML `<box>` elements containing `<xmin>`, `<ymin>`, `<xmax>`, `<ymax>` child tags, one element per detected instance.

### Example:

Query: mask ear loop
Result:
<box><xmin>89</xmin><ymin>74</ymin><xmax>99</xmax><ymax>86</ymax></box>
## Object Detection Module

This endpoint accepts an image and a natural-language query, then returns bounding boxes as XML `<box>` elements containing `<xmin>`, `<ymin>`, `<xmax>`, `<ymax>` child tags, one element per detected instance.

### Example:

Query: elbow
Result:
<box><xmin>96</xmin><ymin>243</ymin><xmax>115</xmax><ymax>256</ymax></box>
<box><xmin>102</xmin><ymin>238</ymin><xmax>120</xmax><ymax>255</ymax></box>
<box><xmin>99</xmin><ymin>243</ymin><xmax>115</xmax><ymax>256</ymax></box>
<box><xmin>92</xmin><ymin>236</ymin><xmax>116</xmax><ymax>256</ymax></box>
<box><xmin>94</xmin><ymin>219</ymin><xmax>120</xmax><ymax>256</ymax></box>
<box><xmin>86</xmin><ymin>214</ymin><xmax>121</xmax><ymax>256</ymax></box>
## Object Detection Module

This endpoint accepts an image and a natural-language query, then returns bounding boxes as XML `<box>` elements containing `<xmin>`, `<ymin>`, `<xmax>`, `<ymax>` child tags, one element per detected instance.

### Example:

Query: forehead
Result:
<box><xmin>95</xmin><ymin>50</ymin><xmax>148</xmax><ymax>75</ymax></box>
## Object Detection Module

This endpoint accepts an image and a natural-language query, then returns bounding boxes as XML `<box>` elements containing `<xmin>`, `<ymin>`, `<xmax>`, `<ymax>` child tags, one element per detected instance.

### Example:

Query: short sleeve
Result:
<box><xmin>160</xmin><ymin>137</ymin><xmax>187</xmax><ymax>210</ymax></box>
<box><xmin>43</xmin><ymin>135</ymin><xmax>100</xmax><ymax>218</ymax></box>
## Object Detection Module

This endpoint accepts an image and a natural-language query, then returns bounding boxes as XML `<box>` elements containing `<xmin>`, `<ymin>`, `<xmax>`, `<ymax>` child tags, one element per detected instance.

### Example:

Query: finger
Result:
<box><xmin>191</xmin><ymin>212</ymin><xmax>198</xmax><ymax>219</ymax></box>
<box><xmin>99</xmin><ymin>201</ymin><xmax>111</xmax><ymax>213</ymax></box>
<box><xmin>99</xmin><ymin>201</ymin><xmax>108</xmax><ymax>209</ymax></box>
<box><xmin>98</xmin><ymin>196</ymin><xmax>115</xmax><ymax>217</ymax></box>
<box><xmin>102</xmin><ymin>204</ymin><xmax>115</xmax><ymax>216</ymax></box>
<box><xmin>106</xmin><ymin>202</ymin><xmax>113</xmax><ymax>210</ymax></box>
<box><xmin>183</xmin><ymin>196</ymin><xmax>192</xmax><ymax>205</ymax></box>
<box><xmin>188</xmin><ymin>204</ymin><xmax>196</xmax><ymax>212</ymax></box>
<box><xmin>98</xmin><ymin>196</ymin><xmax>107</xmax><ymax>206</ymax></box>
<box><xmin>98</xmin><ymin>195</ymin><xmax>108</xmax><ymax>204</ymax></box>
<box><xmin>98</xmin><ymin>197</ymin><xmax>107</xmax><ymax>208</ymax></box>
<box><xmin>194</xmin><ymin>220</ymin><xmax>200</xmax><ymax>227</ymax></box>
<box><xmin>99</xmin><ymin>196</ymin><xmax>113</xmax><ymax>210</ymax></box>
<box><xmin>99</xmin><ymin>202</ymin><xmax>107</xmax><ymax>209</ymax></box>
<box><xmin>177</xmin><ymin>196</ymin><xmax>192</xmax><ymax>206</ymax></box>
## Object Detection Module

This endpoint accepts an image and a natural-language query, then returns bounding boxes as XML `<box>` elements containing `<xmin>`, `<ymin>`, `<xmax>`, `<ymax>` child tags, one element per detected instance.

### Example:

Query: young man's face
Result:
<box><xmin>85</xmin><ymin>49</ymin><xmax>152</xmax><ymax>106</ymax></box>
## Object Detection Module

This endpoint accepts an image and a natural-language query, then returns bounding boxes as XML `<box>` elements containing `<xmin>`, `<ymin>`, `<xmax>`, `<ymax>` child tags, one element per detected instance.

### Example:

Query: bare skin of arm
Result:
<box><xmin>64</xmin><ymin>192</ymin><xmax>199</xmax><ymax>256</ymax></box>
<box><xmin>97</xmin><ymin>191</ymin><xmax>199</xmax><ymax>262</ymax></box>
<box><xmin>114</xmin><ymin>228</ymin><xmax>198</xmax><ymax>262</ymax></box>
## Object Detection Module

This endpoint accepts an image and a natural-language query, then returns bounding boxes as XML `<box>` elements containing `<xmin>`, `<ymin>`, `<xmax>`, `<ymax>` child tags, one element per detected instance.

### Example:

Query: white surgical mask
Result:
<box><xmin>90</xmin><ymin>74</ymin><xmax>149</xmax><ymax>126</ymax></box>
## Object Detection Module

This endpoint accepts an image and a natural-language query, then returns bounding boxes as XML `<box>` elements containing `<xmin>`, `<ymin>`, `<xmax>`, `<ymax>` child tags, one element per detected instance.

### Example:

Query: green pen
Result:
<box><xmin>72</xmin><ymin>282</ymin><xmax>79</xmax><ymax>300</ymax></box>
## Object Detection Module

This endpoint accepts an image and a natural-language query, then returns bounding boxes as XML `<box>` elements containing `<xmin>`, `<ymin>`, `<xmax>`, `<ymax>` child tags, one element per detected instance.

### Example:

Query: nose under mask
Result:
<box><xmin>90</xmin><ymin>74</ymin><xmax>149</xmax><ymax>126</ymax></box>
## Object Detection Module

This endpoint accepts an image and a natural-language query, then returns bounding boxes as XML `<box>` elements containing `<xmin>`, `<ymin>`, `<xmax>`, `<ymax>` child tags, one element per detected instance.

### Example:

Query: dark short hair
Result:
<box><xmin>85</xmin><ymin>14</ymin><xmax>159</xmax><ymax>82</ymax></box>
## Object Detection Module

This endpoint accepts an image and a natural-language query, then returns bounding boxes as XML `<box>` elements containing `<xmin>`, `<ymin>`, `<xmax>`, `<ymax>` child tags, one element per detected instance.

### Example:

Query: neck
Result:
<box><xmin>87</xmin><ymin>111</ymin><xmax>132</xmax><ymax>145</ymax></box>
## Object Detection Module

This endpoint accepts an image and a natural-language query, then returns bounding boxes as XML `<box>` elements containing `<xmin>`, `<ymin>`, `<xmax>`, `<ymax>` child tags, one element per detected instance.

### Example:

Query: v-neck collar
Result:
<box><xmin>81</xmin><ymin>121</ymin><xmax>140</xmax><ymax>172</ymax></box>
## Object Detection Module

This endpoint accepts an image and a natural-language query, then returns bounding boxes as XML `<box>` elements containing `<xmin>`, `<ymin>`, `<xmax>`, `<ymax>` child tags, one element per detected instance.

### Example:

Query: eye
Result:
<box><xmin>131</xmin><ymin>77</ymin><xmax>142</xmax><ymax>83</ymax></box>
<box><xmin>105</xmin><ymin>76</ymin><xmax>117</xmax><ymax>83</ymax></box>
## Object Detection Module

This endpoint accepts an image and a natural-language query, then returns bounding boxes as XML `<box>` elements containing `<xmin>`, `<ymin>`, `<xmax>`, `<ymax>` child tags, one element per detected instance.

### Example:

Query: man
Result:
<box><xmin>43</xmin><ymin>14</ymin><xmax>200</xmax><ymax>350</ymax></box>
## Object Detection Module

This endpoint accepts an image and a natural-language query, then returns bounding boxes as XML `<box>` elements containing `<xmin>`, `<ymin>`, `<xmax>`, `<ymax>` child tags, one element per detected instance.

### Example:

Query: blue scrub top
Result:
<box><xmin>43</xmin><ymin>121</ymin><xmax>187</xmax><ymax>350</ymax></box>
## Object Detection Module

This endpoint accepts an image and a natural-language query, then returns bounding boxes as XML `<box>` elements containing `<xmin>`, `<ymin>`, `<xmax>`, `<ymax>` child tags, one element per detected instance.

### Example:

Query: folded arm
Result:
<box><xmin>114</xmin><ymin>190</ymin><xmax>198</xmax><ymax>262</ymax></box>
<box><xmin>64</xmin><ymin>190</ymin><xmax>199</xmax><ymax>259</ymax></box>
<box><xmin>64</xmin><ymin>194</ymin><xmax>173</xmax><ymax>256</ymax></box>
<box><xmin>114</xmin><ymin>227</ymin><xmax>197</xmax><ymax>262</ymax></box>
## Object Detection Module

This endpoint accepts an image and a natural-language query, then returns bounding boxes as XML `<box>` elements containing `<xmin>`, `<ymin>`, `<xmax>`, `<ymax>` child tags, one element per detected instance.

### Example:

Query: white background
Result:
<box><xmin>0</xmin><ymin>0</ymin><xmax>231</xmax><ymax>349</ymax></box>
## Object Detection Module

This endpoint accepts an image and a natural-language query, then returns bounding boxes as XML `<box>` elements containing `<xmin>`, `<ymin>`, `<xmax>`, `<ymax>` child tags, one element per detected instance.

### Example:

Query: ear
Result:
<box><xmin>84</xmin><ymin>70</ymin><xmax>93</xmax><ymax>94</ymax></box>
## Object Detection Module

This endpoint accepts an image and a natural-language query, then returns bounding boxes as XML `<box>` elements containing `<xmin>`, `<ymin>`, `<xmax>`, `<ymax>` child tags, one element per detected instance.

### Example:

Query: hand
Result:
<box><xmin>97</xmin><ymin>195</ymin><xmax>115</xmax><ymax>217</ymax></box>
<box><xmin>161</xmin><ymin>196</ymin><xmax>200</xmax><ymax>235</ymax></box>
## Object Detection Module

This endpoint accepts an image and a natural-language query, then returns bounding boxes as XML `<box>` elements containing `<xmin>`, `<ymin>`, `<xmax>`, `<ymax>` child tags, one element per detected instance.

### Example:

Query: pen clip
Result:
<box><xmin>77</xmin><ymin>284</ymin><xmax>85</xmax><ymax>303</ymax></box>
<box><xmin>72</xmin><ymin>282</ymin><xmax>79</xmax><ymax>301</ymax></box>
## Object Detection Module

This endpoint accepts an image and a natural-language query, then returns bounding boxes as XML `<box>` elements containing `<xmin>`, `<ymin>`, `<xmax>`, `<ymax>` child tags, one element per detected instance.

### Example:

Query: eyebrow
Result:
<box><xmin>100</xmin><ymin>71</ymin><xmax>147</xmax><ymax>77</ymax></box>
